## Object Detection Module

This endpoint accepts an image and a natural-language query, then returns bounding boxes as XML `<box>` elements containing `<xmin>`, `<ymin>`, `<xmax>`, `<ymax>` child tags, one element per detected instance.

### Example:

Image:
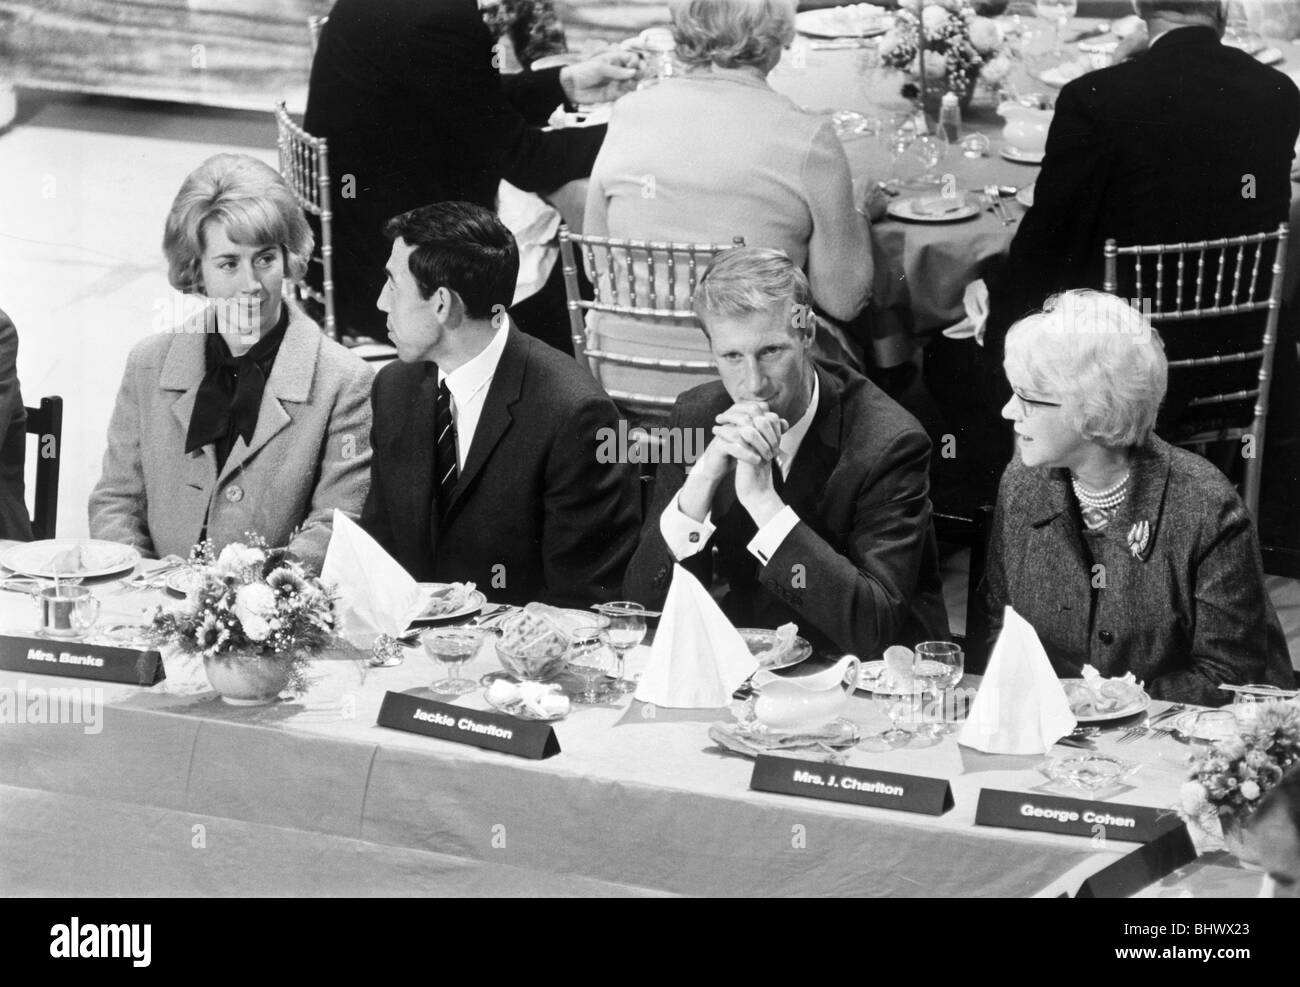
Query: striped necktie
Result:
<box><xmin>435</xmin><ymin>379</ymin><xmax>458</xmax><ymax>516</ymax></box>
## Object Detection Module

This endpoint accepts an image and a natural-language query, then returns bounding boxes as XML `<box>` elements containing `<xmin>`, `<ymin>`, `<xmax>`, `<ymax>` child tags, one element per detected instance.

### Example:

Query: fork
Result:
<box><xmin>1117</xmin><ymin>726</ymin><xmax>1148</xmax><ymax>744</ymax></box>
<box><xmin>984</xmin><ymin>185</ymin><xmax>1014</xmax><ymax>225</ymax></box>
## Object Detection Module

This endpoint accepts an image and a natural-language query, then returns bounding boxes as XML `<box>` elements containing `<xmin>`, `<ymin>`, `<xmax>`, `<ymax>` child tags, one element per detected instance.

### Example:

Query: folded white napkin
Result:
<box><xmin>321</xmin><ymin>510</ymin><xmax>429</xmax><ymax>648</ymax></box>
<box><xmin>634</xmin><ymin>565</ymin><xmax>758</xmax><ymax>708</ymax></box>
<box><xmin>942</xmin><ymin>278</ymin><xmax>990</xmax><ymax>345</ymax></box>
<box><xmin>958</xmin><ymin>605</ymin><xmax>1076</xmax><ymax>754</ymax></box>
<box><xmin>497</xmin><ymin>180</ymin><xmax>560</xmax><ymax>305</ymax></box>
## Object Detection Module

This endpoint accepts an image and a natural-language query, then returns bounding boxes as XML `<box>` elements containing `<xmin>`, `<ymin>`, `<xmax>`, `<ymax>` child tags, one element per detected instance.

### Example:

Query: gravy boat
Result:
<box><xmin>754</xmin><ymin>654</ymin><xmax>861</xmax><ymax>731</ymax></box>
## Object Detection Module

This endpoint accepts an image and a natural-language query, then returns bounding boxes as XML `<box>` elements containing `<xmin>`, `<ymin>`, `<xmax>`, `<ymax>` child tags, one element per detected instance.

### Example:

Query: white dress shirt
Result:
<box><xmin>438</xmin><ymin>323</ymin><xmax>509</xmax><ymax>471</ymax></box>
<box><xmin>660</xmin><ymin>373</ymin><xmax>820</xmax><ymax>566</ymax></box>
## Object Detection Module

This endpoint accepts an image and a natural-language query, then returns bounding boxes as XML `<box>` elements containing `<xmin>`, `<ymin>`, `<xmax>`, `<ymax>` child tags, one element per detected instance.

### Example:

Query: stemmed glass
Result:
<box><xmin>600</xmin><ymin>601</ymin><xmax>646</xmax><ymax>693</ymax></box>
<box><xmin>883</xmin><ymin>113</ymin><xmax>918</xmax><ymax>192</ymax></box>
<box><xmin>567</xmin><ymin>625</ymin><xmax>615</xmax><ymax>704</ymax></box>
<box><xmin>913</xmin><ymin>641</ymin><xmax>964</xmax><ymax>738</ymax></box>
<box><xmin>907</xmin><ymin>131</ymin><xmax>949</xmax><ymax>188</ymax></box>
<box><xmin>1035</xmin><ymin>0</ymin><xmax>1077</xmax><ymax>56</ymax></box>
<box><xmin>423</xmin><ymin>628</ymin><xmax>483</xmax><ymax>697</ymax></box>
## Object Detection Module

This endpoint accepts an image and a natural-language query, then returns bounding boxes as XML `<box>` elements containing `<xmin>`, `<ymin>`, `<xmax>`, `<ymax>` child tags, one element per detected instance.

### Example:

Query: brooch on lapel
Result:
<box><xmin>1127</xmin><ymin>519</ymin><xmax>1151</xmax><ymax>561</ymax></box>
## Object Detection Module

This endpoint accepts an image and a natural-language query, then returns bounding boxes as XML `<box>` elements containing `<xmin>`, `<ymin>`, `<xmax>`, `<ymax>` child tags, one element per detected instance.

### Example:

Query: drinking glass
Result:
<box><xmin>913</xmin><ymin>641</ymin><xmax>964</xmax><ymax>738</ymax></box>
<box><xmin>567</xmin><ymin>625</ymin><xmax>615</xmax><ymax>704</ymax></box>
<box><xmin>907</xmin><ymin>132</ymin><xmax>948</xmax><ymax>187</ymax></box>
<box><xmin>423</xmin><ymin>628</ymin><xmax>483</xmax><ymax>697</ymax></box>
<box><xmin>883</xmin><ymin>114</ymin><xmax>918</xmax><ymax>192</ymax></box>
<box><xmin>37</xmin><ymin>584</ymin><xmax>100</xmax><ymax>639</ymax></box>
<box><xmin>601</xmin><ymin>601</ymin><xmax>646</xmax><ymax>693</ymax></box>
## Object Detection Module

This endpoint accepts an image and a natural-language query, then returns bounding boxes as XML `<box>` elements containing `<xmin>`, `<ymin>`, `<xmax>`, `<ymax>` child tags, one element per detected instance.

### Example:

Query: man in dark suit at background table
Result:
<box><xmin>963</xmin><ymin>0</ymin><xmax>1300</xmax><ymax>511</ymax></box>
<box><xmin>360</xmin><ymin>202</ymin><xmax>639</xmax><ymax>607</ymax></box>
<box><xmin>623</xmin><ymin>248</ymin><xmax>949</xmax><ymax>658</ymax></box>
<box><xmin>303</xmin><ymin>0</ymin><xmax>638</xmax><ymax>343</ymax></box>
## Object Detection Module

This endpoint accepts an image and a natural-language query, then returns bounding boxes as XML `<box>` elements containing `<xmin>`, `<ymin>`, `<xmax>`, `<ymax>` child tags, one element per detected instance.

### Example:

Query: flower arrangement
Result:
<box><xmin>1179</xmin><ymin>701</ymin><xmax>1300</xmax><ymax>838</ymax></box>
<box><xmin>151</xmin><ymin>538</ymin><xmax>337</xmax><ymax>691</ymax></box>
<box><xmin>879</xmin><ymin>0</ymin><xmax>1012</xmax><ymax>105</ymax></box>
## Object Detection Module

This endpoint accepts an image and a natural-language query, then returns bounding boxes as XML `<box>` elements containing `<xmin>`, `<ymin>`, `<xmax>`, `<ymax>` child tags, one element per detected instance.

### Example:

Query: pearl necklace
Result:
<box><xmin>1072</xmin><ymin>471</ymin><xmax>1131</xmax><ymax>511</ymax></box>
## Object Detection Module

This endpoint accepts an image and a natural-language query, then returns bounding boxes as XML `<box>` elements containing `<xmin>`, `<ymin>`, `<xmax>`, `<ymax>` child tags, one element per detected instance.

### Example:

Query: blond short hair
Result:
<box><xmin>1004</xmin><ymin>290</ymin><xmax>1169</xmax><ymax>448</ymax></box>
<box><xmin>693</xmin><ymin>246</ymin><xmax>811</xmax><ymax>337</ymax></box>
<box><xmin>671</xmin><ymin>0</ymin><xmax>796</xmax><ymax>70</ymax></box>
<box><xmin>162</xmin><ymin>153</ymin><xmax>313</xmax><ymax>293</ymax></box>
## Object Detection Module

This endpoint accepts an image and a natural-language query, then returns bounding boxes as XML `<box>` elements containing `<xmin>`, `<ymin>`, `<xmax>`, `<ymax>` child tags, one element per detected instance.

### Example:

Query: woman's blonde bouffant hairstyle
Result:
<box><xmin>671</xmin><ymin>0</ymin><xmax>797</xmax><ymax>70</ymax></box>
<box><xmin>162</xmin><ymin>153</ymin><xmax>313</xmax><ymax>293</ymax></box>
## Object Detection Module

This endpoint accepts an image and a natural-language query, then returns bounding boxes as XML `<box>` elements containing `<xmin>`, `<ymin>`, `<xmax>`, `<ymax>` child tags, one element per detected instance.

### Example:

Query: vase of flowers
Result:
<box><xmin>879</xmin><ymin>0</ymin><xmax>1013</xmax><ymax>113</ymax></box>
<box><xmin>1179</xmin><ymin>701</ymin><xmax>1300</xmax><ymax>863</ymax></box>
<box><xmin>151</xmin><ymin>539</ymin><xmax>338</xmax><ymax>705</ymax></box>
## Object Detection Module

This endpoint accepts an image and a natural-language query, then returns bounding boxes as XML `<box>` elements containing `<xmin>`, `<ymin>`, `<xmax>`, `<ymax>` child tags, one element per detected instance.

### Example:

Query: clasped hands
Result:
<box><xmin>680</xmin><ymin>401</ymin><xmax>789</xmax><ymax>529</ymax></box>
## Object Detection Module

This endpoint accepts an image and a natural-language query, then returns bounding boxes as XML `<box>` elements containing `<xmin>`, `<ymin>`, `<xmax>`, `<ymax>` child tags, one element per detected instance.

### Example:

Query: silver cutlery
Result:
<box><xmin>1147</xmin><ymin>702</ymin><xmax>1189</xmax><ymax>725</ymax></box>
<box><xmin>984</xmin><ymin>185</ymin><xmax>1015</xmax><ymax>225</ymax></box>
<box><xmin>1117</xmin><ymin>726</ymin><xmax>1149</xmax><ymax>744</ymax></box>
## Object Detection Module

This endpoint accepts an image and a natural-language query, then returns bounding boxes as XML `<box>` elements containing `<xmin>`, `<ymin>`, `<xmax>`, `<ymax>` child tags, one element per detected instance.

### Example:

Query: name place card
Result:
<box><xmin>377</xmin><ymin>691</ymin><xmax>560</xmax><ymax>760</ymax></box>
<box><xmin>975</xmin><ymin>789</ymin><xmax>1181</xmax><ymax>844</ymax></box>
<box><xmin>0</xmin><ymin>635</ymin><xmax>165</xmax><ymax>686</ymax></box>
<box><xmin>750</xmin><ymin>755</ymin><xmax>954</xmax><ymax>815</ymax></box>
<box><xmin>1074</xmin><ymin>822</ymin><xmax>1197</xmax><ymax>898</ymax></box>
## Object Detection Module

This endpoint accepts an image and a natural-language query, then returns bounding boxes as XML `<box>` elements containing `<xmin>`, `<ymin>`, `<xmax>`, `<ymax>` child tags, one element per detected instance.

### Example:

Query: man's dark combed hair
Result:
<box><xmin>383</xmin><ymin>202</ymin><xmax>519</xmax><ymax>320</ymax></box>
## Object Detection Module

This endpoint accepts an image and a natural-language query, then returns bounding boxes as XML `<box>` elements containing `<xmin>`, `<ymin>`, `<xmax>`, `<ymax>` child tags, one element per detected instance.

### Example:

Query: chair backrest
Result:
<box><xmin>274</xmin><ymin>100</ymin><xmax>337</xmax><ymax>341</ymax></box>
<box><xmin>1102</xmin><ymin>223</ymin><xmax>1289</xmax><ymax>516</ymax></box>
<box><xmin>24</xmin><ymin>396</ymin><xmax>62</xmax><ymax>541</ymax></box>
<box><xmin>933</xmin><ymin>506</ymin><xmax>994</xmax><ymax>673</ymax></box>
<box><xmin>308</xmin><ymin>15</ymin><xmax>329</xmax><ymax>57</ymax></box>
<box><xmin>558</xmin><ymin>225</ymin><xmax>743</xmax><ymax>422</ymax></box>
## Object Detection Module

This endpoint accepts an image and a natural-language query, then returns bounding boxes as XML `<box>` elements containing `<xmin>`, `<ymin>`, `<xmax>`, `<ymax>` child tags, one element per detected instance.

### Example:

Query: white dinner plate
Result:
<box><xmin>0</xmin><ymin>539</ymin><xmax>140</xmax><ymax>579</ymax></box>
<box><xmin>1170</xmin><ymin>709</ymin><xmax>1239</xmax><ymax>745</ymax></box>
<box><xmin>886</xmin><ymin>197</ymin><xmax>980</xmax><ymax>223</ymax></box>
<box><xmin>737</xmin><ymin>628</ymin><xmax>813</xmax><ymax>671</ymax></box>
<box><xmin>412</xmin><ymin>583</ymin><xmax>487</xmax><ymax>623</ymax></box>
<box><xmin>1016</xmin><ymin>183</ymin><xmax>1035</xmax><ymax>208</ymax></box>
<box><xmin>794</xmin><ymin>4</ymin><xmax>889</xmax><ymax>39</ymax></box>
<box><xmin>1067</xmin><ymin>688</ymin><xmax>1151</xmax><ymax>723</ymax></box>
<box><xmin>999</xmin><ymin>146</ymin><xmax>1045</xmax><ymax>165</ymax></box>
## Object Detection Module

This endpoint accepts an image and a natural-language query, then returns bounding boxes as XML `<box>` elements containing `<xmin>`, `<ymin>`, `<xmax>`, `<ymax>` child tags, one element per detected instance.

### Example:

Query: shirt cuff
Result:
<box><xmin>747</xmin><ymin>506</ymin><xmax>800</xmax><ymax>566</ymax></box>
<box><xmin>659</xmin><ymin>492</ymin><xmax>715</xmax><ymax>561</ymax></box>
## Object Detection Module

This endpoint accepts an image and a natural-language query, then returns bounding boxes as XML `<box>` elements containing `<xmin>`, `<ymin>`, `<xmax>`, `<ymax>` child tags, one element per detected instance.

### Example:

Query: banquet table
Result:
<box><xmin>763</xmin><ymin>21</ymin><xmax>1300</xmax><ymax>362</ymax></box>
<box><xmin>0</xmin><ymin>568</ymin><xmax>1267</xmax><ymax>898</ymax></box>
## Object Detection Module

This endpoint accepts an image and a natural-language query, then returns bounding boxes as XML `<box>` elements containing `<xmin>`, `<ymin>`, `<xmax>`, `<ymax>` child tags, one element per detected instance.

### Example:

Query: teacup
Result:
<box><xmin>37</xmin><ymin>585</ymin><xmax>100</xmax><ymax>639</ymax></box>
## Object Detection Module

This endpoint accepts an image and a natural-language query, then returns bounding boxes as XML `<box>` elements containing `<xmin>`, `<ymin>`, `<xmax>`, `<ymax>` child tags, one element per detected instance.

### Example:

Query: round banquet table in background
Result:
<box><xmin>765</xmin><ymin>21</ymin><xmax>1300</xmax><ymax>364</ymax></box>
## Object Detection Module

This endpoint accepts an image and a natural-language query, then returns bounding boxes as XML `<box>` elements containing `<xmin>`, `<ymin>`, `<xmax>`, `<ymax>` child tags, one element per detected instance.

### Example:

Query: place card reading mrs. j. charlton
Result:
<box><xmin>0</xmin><ymin>634</ymin><xmax>165</xmax><ymax>686</ymax></box>
<box><xmin>750</xmin><ymin>755</ymin><xmax>954</xmax><ymax>815</ymax></box>
<box><xmin>975</xmin><ymin>789</ymin><xmax>1180</xmax><ymax>844</ymax></box>
<box><xmin>377</xmin><ymin>691</ymin><xmax>560</xmax><ymax>759</ymax></box>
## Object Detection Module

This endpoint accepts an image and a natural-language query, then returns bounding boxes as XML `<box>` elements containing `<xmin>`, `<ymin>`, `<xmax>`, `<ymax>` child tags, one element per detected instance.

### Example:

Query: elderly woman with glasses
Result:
<box><xmin>981</xmin><ymin>290</ymin><xmax>1293</xmax><ymax>706</ymax></box>
<box><xmin>89</xmin><ymin>153</ymin><xmax>373</xmax><ymax>570</ymax></box>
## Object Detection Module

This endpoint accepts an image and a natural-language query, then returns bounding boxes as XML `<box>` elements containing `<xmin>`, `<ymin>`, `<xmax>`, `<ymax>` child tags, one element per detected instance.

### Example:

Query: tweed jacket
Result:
<box><xmin>89</xmin><ymin>306</ymin><xmax>373</xmax><ymax>569</ymax></box>
<box><xmin>981</xmin><ymin>436</ymin><xmax>1293</xmax><ymax>706</ymax></box>
<box><xmin>623</xmin><ymin>360</ymin><xmax>950</xmax><ymax>659</ymax></box>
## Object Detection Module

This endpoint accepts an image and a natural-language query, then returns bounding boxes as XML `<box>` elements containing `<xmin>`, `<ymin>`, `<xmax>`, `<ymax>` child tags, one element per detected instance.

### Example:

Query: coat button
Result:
<box><xmin>225</xmin><ymin>485</ymin><xmax>244</xmax><ymax>503</ymax></box>
<box><xmin>1098</xmin><ymin>629</ymin><xmax>1114</xmax><ymax>645</ymax></box>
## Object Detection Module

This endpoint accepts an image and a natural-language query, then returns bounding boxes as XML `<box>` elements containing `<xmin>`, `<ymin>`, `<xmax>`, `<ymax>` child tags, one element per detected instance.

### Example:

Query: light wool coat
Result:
<box><xmin>89</xmin><ymin>307</ymin><xmax>373</xmax><ymax>569</ymax></box>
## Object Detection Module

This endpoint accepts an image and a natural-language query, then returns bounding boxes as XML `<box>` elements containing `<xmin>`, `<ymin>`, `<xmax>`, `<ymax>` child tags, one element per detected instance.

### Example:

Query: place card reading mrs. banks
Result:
<box><xmin>0</xmin><ymin>634</ymin><xmax>165</xmax><ymax>686</ymax></box>
<box><xmin>751</xmin><ymin>755</ymin><xmax>954</xmax><ymax>815</ymax></box>
<box><xmin>377</xmin><ymin>691</ymin><xmax>560</xmax><ymax>760</ymax></box>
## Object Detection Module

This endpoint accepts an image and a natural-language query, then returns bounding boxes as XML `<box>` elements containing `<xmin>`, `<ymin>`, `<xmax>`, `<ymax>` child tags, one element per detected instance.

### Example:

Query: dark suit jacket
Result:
<box><xmin>0</xmin><ymin>309</ymin><xmax>32</xmax><ymax>541</ymax></box>
<box><xmin>623</xmin><ymin>361</ymin><xmax>950</xmax><ymax>658</ymax></box>
<box><xmin>361</xmin><ymin>327</ymin><xmax>640</xmax><ymax>607</ymax></box>
<box><xmin>985</xmin><ymin>26</ymin><xmax>1300</xmax><ymax>358</ymax></box>
<box><xmin>981</xmin><ymin>436</ymin><xmax>1294</xmax><ymax>707</ymax></box>
<box><xmin>303</xmin><ymin>0</ymin><xmax>606</xmax><ymax>339</ymax></box>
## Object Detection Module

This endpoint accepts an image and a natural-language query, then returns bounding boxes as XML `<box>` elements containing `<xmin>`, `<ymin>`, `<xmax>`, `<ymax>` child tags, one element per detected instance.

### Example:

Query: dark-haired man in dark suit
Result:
<box><xmin>303</xmin><ymin>0</ymin><xmax>638</xmax><ymax>342</ymax></box>
<box><xmin>623</xmin><ymin>248</ymin><xmax>949</xmax><ymax>658</ymax></box>
<box><xmin>360</xmin><ymin>201</ymin><xmax>639</xmax><ymax>606</ymax></box>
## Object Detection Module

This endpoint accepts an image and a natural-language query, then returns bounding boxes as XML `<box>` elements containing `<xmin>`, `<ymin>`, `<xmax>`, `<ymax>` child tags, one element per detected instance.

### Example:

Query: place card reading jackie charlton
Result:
<box><xmin>0</xmin><ymin>634</ymin><xmax>165</xmax><ymax>686</ymax></box>
<box><xmin>750</xmin><ymin>755</ymin><xmax>954</xmax><ymax>815</ymax></box>
<box><xmin>377</xmin><ymin>691</ymin><xmax>561</xmax><ymax>760</ymax></box>
<box><xmin>975</xmin><ymin>789</ymin><xmax>1183</xmax><ymax>844</ymax></box>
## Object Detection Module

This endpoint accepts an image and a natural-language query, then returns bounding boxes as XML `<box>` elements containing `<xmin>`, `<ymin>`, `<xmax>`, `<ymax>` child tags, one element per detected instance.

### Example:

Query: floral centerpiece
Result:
<box><xmin>879</xmin><ymin>0</ymin><xmax>1012</xmax><ymax>110</ymax></box>
<box><xmin>151</xmin><ymin>538</ymin><xmax>338</xmax><ymax>704</ymax></box>
<box><xmin>1179</xmin><ymin>701</ymin><xmax>1300</xmax><ymax>858</ymax></box>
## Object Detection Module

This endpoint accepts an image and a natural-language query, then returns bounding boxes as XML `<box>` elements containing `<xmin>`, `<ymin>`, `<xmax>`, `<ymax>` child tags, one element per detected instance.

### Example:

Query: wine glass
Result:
<box><xmin>423</xmin><ymin>628</ymin><xmax>483</xmax><ymax>697</ymax></box>
<box><xmin>567</xmin><ymin>625</ymin><xmax>615</xmax><ymax>704</ymax></box>
<box><xmin>601</xmin><ymin>600</ymin><xmax>646</xmax><ymax>693</ymax></box>
<box><xmin>907</xmin><ymin>132</ymin><xmax>949</xmax><ymax>188</ymax></box>
<box><xmin>883</xmin><ymin>113</ymin><xmax>918</xmax><ymax>192</ymax></box>
<box><xmin>913</xmin><ymin>641</ymin><xmax>964</xmax><ymax>738</ymax></box>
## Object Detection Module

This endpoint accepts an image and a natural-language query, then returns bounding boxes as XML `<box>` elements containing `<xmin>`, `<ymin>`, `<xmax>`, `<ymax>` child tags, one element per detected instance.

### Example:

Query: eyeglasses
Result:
<box><xmin>1011</xmin><ymin>387</ymin><xmax>1062</xmax><ymax>417</ymax></box>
